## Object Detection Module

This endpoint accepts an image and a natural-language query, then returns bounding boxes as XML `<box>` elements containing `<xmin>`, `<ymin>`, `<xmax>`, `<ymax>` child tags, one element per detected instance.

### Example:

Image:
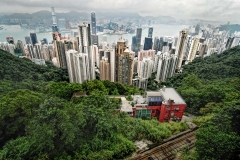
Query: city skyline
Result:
<box><xmin>1</xmin><ymin>0</ymin><xmax>240</xmax><ymax>23</ymax></box>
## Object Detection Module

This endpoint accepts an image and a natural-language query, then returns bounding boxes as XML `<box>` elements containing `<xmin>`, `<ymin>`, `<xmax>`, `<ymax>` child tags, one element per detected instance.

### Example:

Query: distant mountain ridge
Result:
<box><xmin>0</xmin><ymin>10</ymin><xmax>175</xmax><ymax>20</ymax></box>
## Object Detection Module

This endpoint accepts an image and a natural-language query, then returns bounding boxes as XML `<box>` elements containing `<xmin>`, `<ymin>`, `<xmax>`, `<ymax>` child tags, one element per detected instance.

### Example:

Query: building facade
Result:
<box><xmin>91</xmin><ymin>12</ymin><xmax>97</xmax><ymax>35</ymax></box>
<box><xmin>175</xmin><ymin>29</ymin><xmax>188</xmax><ymax>70</ymax></box>
<box><xmin>115</xmin><ymin>38</ymin><xmax>134</xmax><ymax>85</ymax></box>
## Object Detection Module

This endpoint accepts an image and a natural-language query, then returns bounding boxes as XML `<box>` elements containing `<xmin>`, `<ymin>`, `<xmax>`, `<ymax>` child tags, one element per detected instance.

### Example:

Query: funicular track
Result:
<box><xmin>127</xmin><ymin>128</ymin><xmax>198</xmax><ymax>160</ymax></box>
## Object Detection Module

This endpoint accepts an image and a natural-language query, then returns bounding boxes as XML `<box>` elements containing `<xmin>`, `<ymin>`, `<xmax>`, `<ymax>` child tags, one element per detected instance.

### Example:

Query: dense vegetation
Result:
<box><xmin>0</xmin><ymin>50</ymin><xmax>69</xmax><ymax>82</ymax></box>
<box><xmin>0</xmin><ymin>49</ymin><xmax>188</xmax><ymax>159</ymax></box>
<box><xmin>163</xmin><ymin>46</ymin><xmax>240</xmax><ymax>159</ymax></box>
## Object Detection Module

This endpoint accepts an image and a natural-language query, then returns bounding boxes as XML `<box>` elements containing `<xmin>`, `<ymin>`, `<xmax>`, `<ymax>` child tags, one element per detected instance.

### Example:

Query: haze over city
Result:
<box><xmin>1</xmin><ymin>0</ymin><xmax>240</xmax><ymax>23</ymax></box>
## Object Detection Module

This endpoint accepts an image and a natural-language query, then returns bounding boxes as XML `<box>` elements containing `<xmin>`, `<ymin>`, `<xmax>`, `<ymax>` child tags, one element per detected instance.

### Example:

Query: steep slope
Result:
<box><xmin>0</xmin><ymin>49</ymin><xmax>68</xmax><ymax>82</ymax></box>
<box><xmin>165</xmin><ymin>46</ymin><xmax>240</xmax><ymax>87</ymax></box>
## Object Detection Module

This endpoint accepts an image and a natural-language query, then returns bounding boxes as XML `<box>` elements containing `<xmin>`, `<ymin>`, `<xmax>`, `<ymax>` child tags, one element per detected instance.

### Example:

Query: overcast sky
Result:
<box><xmin>1</xmin><ymin>0</ymin><xmax>240</xmax><ymax>23</ymax></box>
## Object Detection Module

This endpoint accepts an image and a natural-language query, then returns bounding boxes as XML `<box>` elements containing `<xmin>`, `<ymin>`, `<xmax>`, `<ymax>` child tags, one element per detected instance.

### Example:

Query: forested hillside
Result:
<box><xmin>0</xmin><ymin>50</ymin><xmax>188</xmax><ymax>160</ymax></box>
<box><xmin>163</xmin><ymin>46</ymin><xmax>240</xmax><ymax>159</ymax></box>
<box><xmin>0</xmin><ymin>49</ymin><xmax>69</xmax><ymax>82</ymax></box>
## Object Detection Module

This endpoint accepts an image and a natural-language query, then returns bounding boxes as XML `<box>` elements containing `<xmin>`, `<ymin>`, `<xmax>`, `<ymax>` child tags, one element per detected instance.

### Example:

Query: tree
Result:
<box><xmin>195</xmin><ymin>104</ymin><xmax>240</xmax><ymax>160</ymax></box>
<box><xmin>0</xmin><ymin>89</ymin><xmax>43</xmax><ymax>149</ymax></box>
<box><xmin>25</xmin><ymin>97</ymin><xmax>86</xmax><ymax>159</ymax></box>
<box><xmin>112</xmin><ymin>88</ymin><xmax>120</xmax><ymax>95</ymax></box>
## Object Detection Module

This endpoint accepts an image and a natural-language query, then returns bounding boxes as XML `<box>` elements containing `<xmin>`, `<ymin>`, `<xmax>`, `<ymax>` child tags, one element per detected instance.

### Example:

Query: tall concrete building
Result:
<box><xmin>175</xmin><ymin>29</ymin><xmax>188</xmax><ymax>70</ymax></box>
<box><xmin>225</xmin><ymin>37</ymin><xmax>234</xmax><ymax>49</ymax></box>
<box><xmin>143</xmin><ymin>37</ymin><xmax>153</xmax><ymax>50</ymax></box>
<box><xmin>54</xmin><ymin>40</ymin><xmax>67</xmax><ymax>68</ymax></box>
<box><xmin>35</xmin><ymin>43</ymin><xmax>43</xmax><ymax>59</ymax></box>
<box><xmin>199</xmin><ymin>41</ymin><xmax>207</xmax><ymax>57</ymax></box>
<box><xmin>100</xmin><ymin>58</ymin><xmax>110</xmax><ymax>81</ymax></box>
<box><xmin>51</xmin><ymin>7</ymin><xmax>59</xmax><ymax>32</ymax></box>
<box><xmin>137</xmin><ymin>57</ymin><xmax>154</xmax><ymax>89</ymax></box>
<box><xmin>183</xmin><ymin>36</ymin><xmax>192</xmax><ymax>58</ymax></box>
<box><xmin>26</xmin><ymin>44</ymin><xmax>34</xmax><ymax>59</ymax></box>
<box><xmin>71</xmin><ymin>37</ymin><xmax>78</xmax><ymax>51</ymax></box>
<box><xmin>115</xmin><ymin>38</ymin><xmax>134</xmax><ymax>85</ymax></box>
<box><xmin>231</xmin><ymin>37</ymin><xmax>240</xmax><ymax>48</ymax></box>
<box><xmin>138</xmin><ymin>50</ymin><xmax>155</xmax><ymax>63</ymax></box>
<box><xmin>15</xmin><ymin>40</ymin><xmax>25</xmax><ymax>56</ymax></box>
<box><xmin>91</xmin><ymin>35</ymin><xmax>98</xmax><ymax>45</ymax></box>
<box><xmin>66</xmin><ymin>50</ymin><xmax>78</xmax><ymax>83</ymax></box>
<box><xmin>206</xmin><ymin>48</ymin><xmax>217</xmax><ymax>56</ymax></box>
<box><xmin>25</xmin><ymin>36</ymin><xmax>31</xmax><ymax>44</ymax></box>
<box><xmin>153</xmin><ymin>37</ymin><xmax>159</xmax><ymax>52</ymax></box>
<box><xmin>131</xmin><ymin>36</ymin><xmax>137</xmax><ymax>52</ymax></box>
<box><xmin>99</xmin><ymin>48</ymin><xmax>115</xmax><ymax>82</ymax></box>
<box><xmin>148</xmin><ymin>27</ymin><xmax>153</xmax><ymax>38</ymax></box>
<box><xmin>42</xmin><ymin>38</ymin><xmax>48</xmax><ymax>45</ymax></box>
<box><xmin>6</xmin><ymin>36</ymin><xmax>14</xmax><ymax>44</ymax></box>
<box><xmin>42</xmin><ymin>44</ymin><xmax>51</xmax><ymax>61</ymax></box>
<box><xmin>158</xmin><ymin>37</ymin><xmax>164</xmax><ymax>52</ymax></box>
<box><xmin>136</xmin><ymin>28</ymin><xmax>142</xmax><ymax>54</ymax></box>
<box><xmin>91</xmin><ymin>12</ymin><xmax>97</xmax><ymax>35</ymax></box>
<box><xmin>156</xmin><ymin>52</ymin><xmax>178</xmax><ymax>82</ymax></box>
<box><xmin>1</xmin><ymin>43</ymin><xmax>15</xmax><ymax>55</ymax></box>
<box><xmin>53</xmin><ymin>32</ymin><xmax>75</xmax><ymax>68</ymax></box>
<box><xmin>30</xmin><ymin>32</ymin><xmax>38</xmax><ymax>45</ymax></box>
<box><xmin>93</xmin><ymin>45</ymin><xmax>99</xmax><ymax>67</ymax></box>
<box><xmin>78</xmin><ymin>23</ymin><xmax>95</xmax><ymax>80</ymax></box>
<box><xmin>153</xmin><ymin>52</ymin><xmax>162</xmax><ymax>72</ymax></box>
<box><xmin>66</xmin><ymin>50</ymin><xmax>91</xmax><ymax>83</ymax></box>
<box><xmin>187</xmin><ymin>36</ymin><xmax>199</xmax><ymax>62</ymax></box>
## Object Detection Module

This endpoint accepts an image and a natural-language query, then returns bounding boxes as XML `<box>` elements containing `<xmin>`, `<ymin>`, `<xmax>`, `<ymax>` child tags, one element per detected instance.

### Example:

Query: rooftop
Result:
<box><xmin>146</xmin><ymin>91</ymin><xmax>161</xmax><ymax>97</ymax></box>
<box><xmin>160</xmin><ymin>87</ymin><xmax>186</xmax><ymax>104</ymax></box>
<box><xmin>120</xmin><ymin>97</ymin><xmax>133</xmax><ymax>112</ymax></box>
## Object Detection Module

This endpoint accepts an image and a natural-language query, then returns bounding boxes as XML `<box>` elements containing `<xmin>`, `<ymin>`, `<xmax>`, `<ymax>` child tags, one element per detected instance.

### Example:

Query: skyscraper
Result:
<box><xmin>53</xmin><ymin>33</ymin><xmax>73</xmax><ymax>69</ymax></box>
<box><xmin>199</xmin><ymin>41</ymin><xmax>207</xmax><ymax>57</ymax></box>
<box><xmin>137</xmin><ymin>57</ymin><xmax>154</xmax><ymax>89</ymax></box>
<box><xmin>25</xmin><ymin>36</ymin><xmax>31</xmax><ymax>44</ymax></box>
<box><xmin>91</xmin><ymin>35</ymin><xmax>98</xmax><ymax>45</ymax></box>
<box><xmin>148</xmin><ymin>27</ymin><xmax>153</xmax><ymax>38</ymax></box>
<box><xmin>187</xmin><ymin>36</ymin><xmax>199</xmax><ymax>62</ymax></box>
<box><xmin>42</xmin><ymin>38</ymin><xmax>48</xmax><ymax>45</ymax></box>
<box><xmin>136</xmin><ymin>28</ymin><xmax>142</xmax><ymax>54</ymax></box>
<box><xmin>6</xmin><ymin>36</ymin><xmax>14</xmax><ymax>44</ymax></box>
<box><xmin>42</xmin><ymin>44</ymin><xmax>51</xmax><ymax>61</ymax></box>
<box><xmin>153</xmin><ymin>37</ymin><xmax>159</xmax><ymax>52</ymax></box>
<box><xmin>158</xmin><ymin>37</ymin><xmax>164</xmax><ymax>52</ymax></box>
<box><xmin>35</xmin><ymin>44</ymin><xmax>43</xmax><ymax>59</ymax></box>
<box><xmin>78</xmin><ymin>23</ymin><xmax>95</xmax><ymax>80</ymax></box>
<box><xmin>26</xmin><ymin>44</ymin><xmax>34</xmax><ymax>59</ymax></box>
<box><xmin>115</xmin><ymin>38</ymin><xmax>134</xmax><ymax>85</ymax></box>
<box><xmin>99</xmin><ymin>48</ymin><xmax>115</xmax><ymax>82</ymax></box>
<box><xmin>51</xmin><ymin>7</ymin><xmax>59</xmax><ymax>32</ymax></box>
<box><xmin>156</xmin><ymin>52</ymin><xmax>178</xmax><ymax>82</ymax></box>
<box><xmin>66</xmin><ymin>50</ymin><xmax>91</xmax><ymax>84</ymax></box>
<box><xmin>66</xmin><ymin>50</ymin><xmax>78</xmax><ymax>83</ymax></box>
<box><xmin>131</xmin><ymin>36</ymin><xmax>137</xmax><ymax>52</ymax></box>
<box><xmin>91</xmin><ymin>12</ymin><xmax>97</xmax><ymax>35</ymax></box>
<box><xmin>14</xmin><ymin>40</ymin><xmax>25</xmax><ymax>56</ymax></box>
<box><xmin>175</xmin><ymin>29</ymin><xmax>188</xmax><ymax>70</ymax></box>
<box><xmin>143</xmin><ymin>37</ymin><xmax>153</xmax><ymax>50</ymax></box>
<box><xmin>30</xmin><ymin>32</ymin><xmax>38</xmax><ymax>45</ymax></box>
<box><xmin>226</xmin><ymin>37</ymin><xmax>234</xmax><ymax>49</ymax></box>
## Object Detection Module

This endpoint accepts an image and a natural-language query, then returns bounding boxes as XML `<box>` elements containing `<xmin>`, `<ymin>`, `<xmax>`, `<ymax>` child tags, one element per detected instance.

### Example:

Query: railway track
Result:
<box><xmin>127</xmin><ymin>129</ymin><xmax>198</xmax><ymax>160</ymax></box>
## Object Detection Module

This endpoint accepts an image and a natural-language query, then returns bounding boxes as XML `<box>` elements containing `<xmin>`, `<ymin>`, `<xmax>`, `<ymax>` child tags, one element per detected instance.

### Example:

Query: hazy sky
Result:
<box><xmin>1</xmin><ymin>0</ymin><xmax>240</xmax><ymax>23</ymax></box>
